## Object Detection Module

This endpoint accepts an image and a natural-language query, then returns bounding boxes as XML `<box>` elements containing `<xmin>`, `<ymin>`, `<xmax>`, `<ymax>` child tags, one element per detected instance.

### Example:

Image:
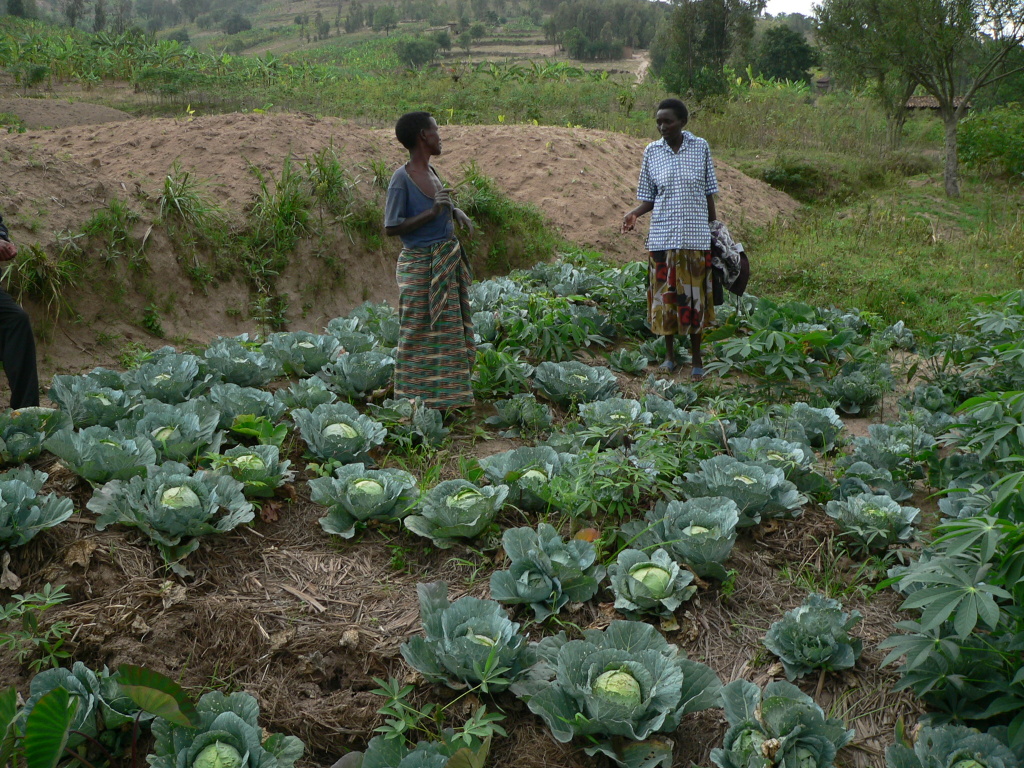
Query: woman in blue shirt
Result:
<box><xmin>384</xmin><ymin>112</ymin><xmax>476</xmax><ymax>412</ymax></box>
<box><xmin>622</xmin><ymin>98</ymin><xmax>718</xmax><ymax>380</ymax></box>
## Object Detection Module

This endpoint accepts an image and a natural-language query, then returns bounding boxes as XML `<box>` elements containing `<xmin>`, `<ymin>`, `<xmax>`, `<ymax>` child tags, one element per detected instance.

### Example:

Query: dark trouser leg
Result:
<box><xmin>0</xmin><ymin>289</ymin><xmax>40</xmax><ymax>409</ymax></box>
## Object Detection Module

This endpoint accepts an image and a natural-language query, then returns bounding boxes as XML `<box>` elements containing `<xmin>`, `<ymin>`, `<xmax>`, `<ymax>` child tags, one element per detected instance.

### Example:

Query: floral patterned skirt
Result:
<box><xmin>647</xmin><ymin>248</ymin><xmax>715</xmax><ymax>336</ymax></box>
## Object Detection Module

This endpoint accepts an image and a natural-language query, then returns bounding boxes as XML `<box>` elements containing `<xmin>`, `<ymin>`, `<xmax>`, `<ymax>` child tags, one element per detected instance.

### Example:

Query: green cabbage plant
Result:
<box><xmin>400</xmin><ymin>581</ymin><xmax>535</xmax><ymax>692</ymax></box>
<box><xmin>403</xmin><ymin>479</ymin><xmax>508</xmax><ymax>548</ymax></box>
<box><xmin>206</xmin><ymin>384</ymin><xmax>286</xmax><ymax>431</ymax></box>
<box><xmin>728</xmin><ymin>436</ymin><xmax>821</xmax><ymax>491</ymax></box>
<box><xmin>676</xmin><ymin>456</ymin><xmax>807</xmax><ymax>528</ymax></box>
<box><xmin>824</xmin><ymin>493</ymin><xmax>921</xmax><ymax>555</ymax></box>
<box><xmin>150</xmin><ymin>691</ymin><xmax>303</xmax><ymax>768</ymax></box>
<box><xmin>744</xmin><ymin>403</ymin><xmax>845</xmax><ymax>452</ymax></box>
<box><xmin>842</xmin><ymin>423</ymin><xmax>937</xmax><ymax>478</ymax></box>
<box><xmin>273</xmin><ymin>377</ymin><xmax>337</xmax><ymax>411</ymax></box>
<box><xmin>317</xmin><ymin>351</ymin><xmax>395</xmax><ymax>399</ymax></box>
<box><xmin>479</xmin><ymin>446</ymin><xmax>567</xmax><ymax>511</ymax></box>
<box><xmin>489</xmin><ymin>523</ymin><xmax>604</xmax><ymax>620</ymax></box>
<box><xmin>16</xmin><ymin>662</ymin><xmax>149</xmax><ymax>751</ymax></box>
<box><xmin>203</xmin><ymin>334</ymin><xmax>283</xmax><ymax>387</ymax></box>
<box><xmin>579</xmin><ymin>398</ymin><xmax>653</xmax><ymax>448</ymax></box>
<box><xmin>291</xmin><ymin>402</ymin><xmax>386</xmax><ymax>464</ymax></box>
<box><xmin>532</xmin><ymin>360</ymin><xmax>618</xmax><ymax>406</ymax></box>
<box><xmin>342</xmin><ymin>733</ymin><xmax>490</xmax><ymax>768</ymax></box>
<box><xmin>0</xmin><ymin>467</ymin><xmax>74</xmax><ymax>548</ymax></box>
<box><xmin>607</xmin><ymin>349</ymin><xmax>649</xmax><ymax>375</ymax></box>
<box><xmin>512</xmin><ymin>620</ymin><xmax>722</xmax><ymax>768</ymax></box>
<box><xmin>324</xmin><ymin>316</ymin><xmax>377</xmax><ymax>353</ymax></box>
<box><xmin>620</xmin><ymin>497</ymin><xmax>740</xmax><ymax>581</ymax></box>
<box><xmin>608</xmin><ymin>548</ymin><xmax>696</xmax><ymax>619</ymax></box>
<box><xmin>261</xmin><ymin>331</ymin><xmax>341</xmax><ymax>377</ymax></box>
<box><xmin>0</xmin><ymin>407</ymin><xmax>72</xmax><ymax>464</ymax></box>
<box><xmin>349</xmin><ymin>301</ymin><xmax>401</xmax><ymax>347</ymax></box>
<box><xmin>208</xmin><ymin>445</ymin><xmax>293</xmax><ymax>498</ymax></box>
<box><xmin>310</xmin><ymin>463</ymin><xmax>418</xmax><ymax>538</ymax></box>
<box><xmin>89</xmin><ymin>461</ymin><xmax>254</xmax><ymax>574</ymax></box>
<box><xmin>836</xmin><ymin>461</ymin><xmax>913</xmax><ymax>502</ymax></box>
<box><xmin>125</xmin><ymin>353</ymin><xmax>212</xmax><ymax>404</ymax></box>
<box><xmin>885</xmin><ymin>724</ymin><xmax>1020</xmax><ymax>768</ymax></box>
<box><xmin>48</xmin><ymin>375</ymin><xmax>137</xmax><ymax>429</ymax></box>
<box><xmin>710</xmin><ymin>680</ymin><xmax>853</xmax><ymax>768</ymax></box>
<box><xmin>44</xmin><ymin>426</ymin><xmax>157</xmax><ymax>485</ymax></box>
<box><xmin>366</xmin><ymin>398</ymin><xmax>448</xmax><ymax>450</ymax></box>
<box><xmin>763</xmin><ymin>593</ymin><xmax>864</xmax><ymax>680</ymax></box>
<box><xmin>484</xmin><ymin>393</ymin><xmax>553</xmax><ymax>437</ymax></box>
<box><xmin>125</xmin><ymin>400</ymin><xmax>223</xmax><ymax>464</ymax></box>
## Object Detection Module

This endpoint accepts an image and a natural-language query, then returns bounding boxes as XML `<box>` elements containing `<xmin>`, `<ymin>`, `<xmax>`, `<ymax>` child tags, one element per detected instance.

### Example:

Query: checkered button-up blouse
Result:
<box><xmin>636</xmin><ymin>132</ymin><xmax>719</xmax><ymax>251</ymax></box>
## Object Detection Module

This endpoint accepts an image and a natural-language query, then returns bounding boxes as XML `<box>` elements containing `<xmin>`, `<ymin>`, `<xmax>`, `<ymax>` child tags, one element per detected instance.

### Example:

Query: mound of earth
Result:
<box><xmin>0</xmin><ymin>108</ymin><xmax>798</xmax><ymax>385</ymax></box>
<box><xmin>0</xmin><ymin>96</ymin><xmax>133</xmax><ymax>129</ymax></box>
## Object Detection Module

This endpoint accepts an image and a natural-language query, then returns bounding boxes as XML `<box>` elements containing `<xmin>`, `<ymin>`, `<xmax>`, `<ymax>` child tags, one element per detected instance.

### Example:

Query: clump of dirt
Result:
<box><xmin>0</xmin><ymin>104</ymin><xmax>798</xmax><ymax>387</ymax></box>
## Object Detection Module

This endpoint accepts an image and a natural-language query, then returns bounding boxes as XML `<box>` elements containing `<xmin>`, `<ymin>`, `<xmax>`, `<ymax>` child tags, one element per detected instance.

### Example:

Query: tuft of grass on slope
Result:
<box><xmin>745</xmin><ymin>177</ymin><xmax>1024</xmax><ymax>333</ymax></box>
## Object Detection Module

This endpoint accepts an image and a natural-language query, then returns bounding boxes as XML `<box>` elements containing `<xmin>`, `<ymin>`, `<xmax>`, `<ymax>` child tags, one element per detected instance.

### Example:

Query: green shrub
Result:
<box><xmin>959</xmin><ymin>105</ymin><xmax>1024</xmax><ymax>178</ymax></box>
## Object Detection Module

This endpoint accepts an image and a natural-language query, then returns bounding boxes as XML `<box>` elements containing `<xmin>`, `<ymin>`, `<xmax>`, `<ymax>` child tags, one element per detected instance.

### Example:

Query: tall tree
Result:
<box><xmin>817</xmin><ymin>0</ymin><xmax>1024</xmax><ymax>197</ymax></box>
<box><xmin>7</xmin><ymin>0</ymin><xmax>29</xmax><ymax>16</ymax></box>
<box><xmin>651</xmin><ymin>0</ymin><xmax>764</xmax><ymax>98</ymax></box>
<box><xmin>816</xmin><ymin>0</ymin><xmax>917</xmax><ymax>150</ymax></box>
<box><xmin>61</xmin><ymin>0</ymin><xmax>85</xmax><ymax>27</ymax></box>
<box><xmin>755</xmin><ymin>24</ymin><xmax>816</xmax><ymax>82</ymax></box>
<box><xmin>94</xmin><ymin>0</ymin><xmax>107</xmax><ymax>30</ymax></box>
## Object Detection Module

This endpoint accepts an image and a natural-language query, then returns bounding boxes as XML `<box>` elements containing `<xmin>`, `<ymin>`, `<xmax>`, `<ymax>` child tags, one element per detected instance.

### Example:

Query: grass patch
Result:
<box><xmin>745</xmin><ymin>177</ymin><xmax>1024</xmax><ymax>332</ymax></box>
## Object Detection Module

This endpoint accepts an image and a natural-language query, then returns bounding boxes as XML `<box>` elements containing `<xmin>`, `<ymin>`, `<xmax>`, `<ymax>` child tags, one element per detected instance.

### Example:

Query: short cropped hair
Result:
<box><xmin>395</xmin><ymin>111</ymin><xmax>434</xmax><ymax>150</ymax></box>
<box><xmin>656</xmin><ymin>98</ymin><xmax>688</xmax><ymax>126</ymax></box>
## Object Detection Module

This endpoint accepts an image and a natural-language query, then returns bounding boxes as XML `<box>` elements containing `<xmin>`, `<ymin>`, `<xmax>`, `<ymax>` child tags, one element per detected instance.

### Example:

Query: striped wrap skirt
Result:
<box><xmin>394</xmin><ymin>238</ymin><xmax>475</xmax><ymax>410</ymax></box>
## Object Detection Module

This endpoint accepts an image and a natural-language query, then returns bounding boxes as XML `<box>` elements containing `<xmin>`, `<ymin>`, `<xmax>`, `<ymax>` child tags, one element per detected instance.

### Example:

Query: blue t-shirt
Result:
<box><xmin>384</xmin><ymin>164</ymin><xmax>454</xmax><ymax>249</ymax></box>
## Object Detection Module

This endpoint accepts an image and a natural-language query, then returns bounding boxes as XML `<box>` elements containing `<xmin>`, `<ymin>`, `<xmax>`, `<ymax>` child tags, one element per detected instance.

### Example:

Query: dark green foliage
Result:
<box><xmin>395</xmin><ymin>36</ymin><xmax>439</xmax><ymax>68</ymax></box>
<box><xmin>222</xmin><ymin>13</ymin><xmax>252</xmax><ymax>34</ymax></box>
<box><xmin>959</xmin><ymin>106</ymin><xmax>1024</xmax><ymax>178</ymax></box>
<box><xmin>755</xmin><ymin>25</ymin><xmax>817</xmax><ymax>83</ymax></box>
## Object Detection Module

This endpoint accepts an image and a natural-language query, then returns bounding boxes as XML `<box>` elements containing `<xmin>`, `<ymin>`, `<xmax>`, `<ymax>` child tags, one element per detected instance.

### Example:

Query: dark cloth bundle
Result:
<box><xmin>710</xmin><ymin>219</ymin><xmax>750</xmax><ymax>305</ymax></box>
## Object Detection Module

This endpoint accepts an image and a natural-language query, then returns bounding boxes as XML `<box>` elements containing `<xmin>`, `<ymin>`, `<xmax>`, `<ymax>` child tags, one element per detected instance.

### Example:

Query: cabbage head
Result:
<box><xmin>203</xmin><ymin>334</ymin><xmax>283</xmax><ymax>387</ymax></box>
<box><xmin>512</xmin><ymin>620</ymin><xmax>722</xmax><ymax>768</ymax></box>
<box><xmin>763</xmin><ymin>593</ymin><xmax>863</xmax><ymax>680</ymax></box>
<box><xmin>578</xmin><ymin>398</ymin><xmax>653</xmax><ymax>448</ymax></box>
<box><xmin>884</xmin><ymin>724</ymin><xmax>1020</xmax><ymax>768</ymax></box>
<box><xmin>824</xmin><ymin>493</ymin><xmax>920</xmax><ymax>555</ymax></box>
<box><xmin>0</xmin><ymin>467</ymin><xmax>74</xmax><ymax>548</ymax></box>
<box><xmin>317</xmin><ymin>351</ymin><xmax>395</xmax><ymax>399</ymax></box>
<box><xmin>89</xmin><ymin>461</ymin><xmax>253</xmax><ymax>574</ymax></box>
<box><xmin>291</xmin><ymin>402</ymin><xmax>387</xmax><ymax>464</ymax></box>
<box><xmin>206</xmin><ymin>383</ymin><xmax>286</xmax><ymax>431</ymax></box>
<box><xmin>489</xmin><ymin>523</ymin><xmax>604</xmax><ymax>620</ymax></box>
<box><xmin>710</xmin><ymin>680</ymin><xmax>852</xmax><ymax>768</ymax></box>
<box><xmin>124</xmin><ymin>399</ymin><xmax>223</xmax><ymax>464</ymax></box>
<box><xmin>484</xmin><ymin>393</ymin><xmax>553</xmax><ymax>437</ymax></box>
<box><xmin>273</xmin><ymin>377</ymin><xmax>338</xmax><ymax>411</ymax></box>
<box><xmin>44</xmin><ymin>425</ymin><xmax>157</xmax><ymax>485</ymax></box>
<box><xmin>621</xmin><ymin>498</ymin><xmax>739</xmax><ymax>581</ymax></box>
<box><xmin>150</xmin><ymin>691</ymin><xmax>302</xmax><ymax>768</ymax></box>
<box><xmin>261</xmin><ymin>331</ymin><xmax>341</xmax><ymax>377</ymax></box>
<box><xmin>533</xmin><ymin>361</ymin><xmax>618</xmax><ymax>407</ymax></box>
<box><xmin>49</xmin><ymin>374</ymin><xmax>138</xmax><ymax>429</ymax></box>
<box><xmin>210</xmin><ymin>444</ymin><xmax>293</xmax><ymax>499</ymax></box>
<box><xmin>310</xmin><ymin>463</ymin><xmax>418</xmax><ymax>538</ymax></box>
<box><xmin>403</xmin><ymin>479</ymin><xmax>507</xmax><ymax>548</ymax></box>
<box><xmin>744</xmin><ymin>403</ymin><xmax>844</xmax><ymax>452</ymax></box>
<box><xmin>348</xmin><ymin>301</ymin><xmax>401</xmax><ymax>347</ymax></box>
<box><xmin>125</xmin><ymin>353</ymin><xmax>212</xmax><ymax>404</ymax></box>
<box><xmin>841</xmin><ymin>422</ymin><xmax>937</xmax><ymax>477</ymax></box>
<box><xmin>676</xmin><ymin>455</ymin><xmax>807</xmax><ymax>528</ymax></box>
<box><xmin>400</xmin><ymin>581</ymin><xmax>534</xmax><ymax>692</ymax></box>
<box><xmin>728</xmin><ymin>436</ymin><xmax>818</xmax><ymax>487</ymax></box>
<box><xmin>609</xmin><ymin>548</ymin><xmax>696</xmax><ymax>619</ymax></box>
<box><xmin>479</xmin><ymin>446</ymin><xmax>566</xmax><ymax>511</ymax></box>
<box><xmin>0</xmin><ymin>407</ymin><xmax>72</xmax><ymax>464</ymax></box>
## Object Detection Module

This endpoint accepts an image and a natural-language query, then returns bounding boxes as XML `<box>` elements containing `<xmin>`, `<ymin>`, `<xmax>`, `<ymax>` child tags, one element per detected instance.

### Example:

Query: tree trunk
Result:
<box><xmin>943</xmin><ymin>114</ymin><xmax>960</xmax><ymax>198</ymax></box>
<box><xmin>886</xmin><ymin>108</ymin><xmax>907</xmax><ymax>150</ymax></box>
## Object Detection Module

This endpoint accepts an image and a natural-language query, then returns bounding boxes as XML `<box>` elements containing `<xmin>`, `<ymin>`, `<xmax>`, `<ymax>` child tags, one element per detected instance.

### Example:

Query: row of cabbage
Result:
<box><xmin>3</xmin><ymin>256</ymin><xmax>1024</xmax><ymax>765</ymax></box>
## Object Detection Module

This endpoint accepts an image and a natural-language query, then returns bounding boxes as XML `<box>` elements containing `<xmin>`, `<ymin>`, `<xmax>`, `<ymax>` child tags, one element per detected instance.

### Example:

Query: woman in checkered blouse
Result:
<box><xmin>622</xmin><ymin>98</ymin><xmax>718</xmax><ymax>381</ymax></box>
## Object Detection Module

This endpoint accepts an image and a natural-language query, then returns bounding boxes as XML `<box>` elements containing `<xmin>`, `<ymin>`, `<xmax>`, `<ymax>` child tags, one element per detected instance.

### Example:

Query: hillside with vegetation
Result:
<box><xmin>1</xmin><ymin>3</ymin><xmax>1024</xmax><ymax>768</ymax></box>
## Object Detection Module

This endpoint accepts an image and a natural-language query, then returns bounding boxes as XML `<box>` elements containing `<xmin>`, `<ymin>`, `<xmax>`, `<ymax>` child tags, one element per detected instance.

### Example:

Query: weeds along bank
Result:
<box><xmin>2</xmin><ymin>252</ymin><xmax>1024</xmax><ymax>767</ymax></box>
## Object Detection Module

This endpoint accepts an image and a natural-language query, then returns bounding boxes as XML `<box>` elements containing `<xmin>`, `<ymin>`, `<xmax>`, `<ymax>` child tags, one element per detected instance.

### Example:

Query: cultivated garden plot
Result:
<box><xmin>2</xmin><ymin>253</ymin><xmax>1023</xmax><ymax>768</ymax></box>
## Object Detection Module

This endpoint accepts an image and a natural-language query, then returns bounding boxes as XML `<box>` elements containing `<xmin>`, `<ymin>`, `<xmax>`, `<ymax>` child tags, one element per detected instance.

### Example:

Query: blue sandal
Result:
<box><xmin>691</xmin><ymin>367</ymin><xmax>705</xmax><ymax>381</ymax></box>
<box><xmin>658</xmin><ymin>359</ymin><xmax>677</xmax><ymax>373</ymax></box>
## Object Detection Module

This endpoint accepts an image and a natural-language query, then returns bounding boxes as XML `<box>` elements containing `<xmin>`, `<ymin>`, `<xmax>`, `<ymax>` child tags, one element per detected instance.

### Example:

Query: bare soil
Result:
<box><xmin>0</xmin><ymin>100</ymin><xmax>918</xmax><ymax>768</ymax></box>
